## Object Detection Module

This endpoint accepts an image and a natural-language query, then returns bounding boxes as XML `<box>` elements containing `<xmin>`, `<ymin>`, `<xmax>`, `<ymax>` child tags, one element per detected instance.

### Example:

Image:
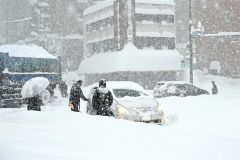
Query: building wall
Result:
<box><xmin>193</xmin><ymin>0</ymin><xmax>240</xmax><ymax>33</ymax></box>
<box><xmin>175</xmin><ymin>0</ymin><xmax>189</xmax><ymax>56</ymax></box>
<box><xmin>193</xmin><ymin>0</ymin><xmax>240</xmax><ymax>78</ymax></box>
<box><xmin>84</xmin><ymin>0</ymin><xmax>176</xmax><ymax>55</ymax></box>
<box><xmin>134</xmin><ymin>1</ymin><xmax>175</xmax><ymax>50</ymax></box>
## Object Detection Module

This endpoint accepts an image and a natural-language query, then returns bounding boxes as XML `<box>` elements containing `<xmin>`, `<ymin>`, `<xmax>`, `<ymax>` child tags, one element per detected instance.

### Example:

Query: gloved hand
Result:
<box><xmin>68</xmin><ymin>102</ymin><xmax>74</xmax><ymax>109</ymax></box>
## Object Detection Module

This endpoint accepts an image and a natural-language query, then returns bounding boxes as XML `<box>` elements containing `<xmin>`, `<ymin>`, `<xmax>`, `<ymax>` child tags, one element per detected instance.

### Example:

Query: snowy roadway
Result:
<box><xmin>1</xmin><ymin>76</ymin><xmax>240</xmax><ymax>160</ymax></box>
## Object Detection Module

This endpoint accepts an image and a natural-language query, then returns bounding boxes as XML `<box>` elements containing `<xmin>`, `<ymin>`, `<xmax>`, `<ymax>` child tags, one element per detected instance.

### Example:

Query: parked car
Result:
<box><xmin>153</xmin><ymin>81</ymin><xmax>209</xmax><ymax>98</ymax></box>
<box><xmin>86</xmin><ymin>81</ymin><xmax>165</xmax><ymax>124</ymax></box>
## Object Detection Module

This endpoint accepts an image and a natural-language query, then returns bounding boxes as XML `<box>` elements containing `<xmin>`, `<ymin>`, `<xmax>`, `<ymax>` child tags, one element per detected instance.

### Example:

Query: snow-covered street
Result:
<box><xmin>1</xmin><ymin>76</ymin><xmax>240</xmax><ymax>160</ymax></box>
<box><xmin>1</xmin><ymin>0</ymin><xmax>240</xmax><ymax>159</ymax></box>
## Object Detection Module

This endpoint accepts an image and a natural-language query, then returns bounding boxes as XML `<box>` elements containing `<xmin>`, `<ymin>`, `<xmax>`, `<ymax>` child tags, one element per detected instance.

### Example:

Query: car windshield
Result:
<box><xmin>113</xmin><ymin>89</ymin><xmax>144</xmax><ymax>98</ymax></box>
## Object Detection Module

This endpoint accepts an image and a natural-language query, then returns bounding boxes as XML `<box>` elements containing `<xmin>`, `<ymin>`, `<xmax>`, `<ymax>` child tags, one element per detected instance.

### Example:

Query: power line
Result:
<box><xmin>0</xmin><ymin>17</ymin><xmax>32</xmax><ymax>24</ymax></box>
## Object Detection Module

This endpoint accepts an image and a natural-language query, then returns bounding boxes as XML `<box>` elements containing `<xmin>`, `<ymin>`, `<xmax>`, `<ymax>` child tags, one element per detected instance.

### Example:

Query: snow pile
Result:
<box><xmin>79</xmin><ymin>43</ymin><xmax>183</xmax><ymax>74</ymax></box>
<box><xmin>0</xmin><ymin>45</ymin><xmax>57</xmax><ymax>59</ymax></box>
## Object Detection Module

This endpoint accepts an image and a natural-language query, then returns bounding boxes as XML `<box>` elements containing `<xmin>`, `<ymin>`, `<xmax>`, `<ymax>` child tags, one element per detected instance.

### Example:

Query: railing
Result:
<box><xmin>86</xmin><ymin>27</ymin><xmax>114</xmax><ymax>43</ymax></box>
<box><xmin>136</xmin><ymin>23</ymin><xmax>175</xmax><ymax>34</ymax></box>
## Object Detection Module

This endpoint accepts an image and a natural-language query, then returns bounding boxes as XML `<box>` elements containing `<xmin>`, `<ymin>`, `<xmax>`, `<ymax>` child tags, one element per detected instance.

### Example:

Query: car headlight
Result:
<box><xmin>153</xmin><ymin>99</ymin><xmax>163</xmax><ymax>112</ymax></box>
<box><xmin>117</xmin><ymin>105</ymin><xmax>129</xmax><ymax>116</ymax></box>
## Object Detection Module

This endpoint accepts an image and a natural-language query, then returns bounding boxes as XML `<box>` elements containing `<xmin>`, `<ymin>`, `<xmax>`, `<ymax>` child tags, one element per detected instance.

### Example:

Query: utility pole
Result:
<box><xmin>127</xmin><ymin>0</ymin><xmax>133</xmax><ymax>42</ymax></box>
<box><xmin>117</xmin><ymin>0</ymin><xmax>121</xmax><ymax>50</ymax></box>
<box><xmin>188</xmin><ymin>0</ymin><xmax>193</xmax><ymax>84</ymax></box>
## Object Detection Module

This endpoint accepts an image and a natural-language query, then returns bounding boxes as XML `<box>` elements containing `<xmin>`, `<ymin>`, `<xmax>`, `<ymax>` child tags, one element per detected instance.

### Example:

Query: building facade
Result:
<box><xmin>81</xmin><ymin>0</ymin><xmax>182</xmax><ymax>89</ymax></box>
<box><xmin>134</xmin><ymin>0</ymin><xmax>175</xmax><ymax>50</ymax></box>
<box><xmin>84</xmin><ymin>0</ymin><xmax>176</xmax><ymax>55</ymax></box>
<box><xmin>193</xmin><ymin>0</ymin><xmax>240</xmax><ymax>78</ymax></box>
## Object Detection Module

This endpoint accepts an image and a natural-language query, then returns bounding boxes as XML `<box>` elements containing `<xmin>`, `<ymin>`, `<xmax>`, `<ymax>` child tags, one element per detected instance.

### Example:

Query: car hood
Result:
<box><xmin>116</xmin><ymin>96</ymin><xmax>158</xmax><ymax>108</ymax></box>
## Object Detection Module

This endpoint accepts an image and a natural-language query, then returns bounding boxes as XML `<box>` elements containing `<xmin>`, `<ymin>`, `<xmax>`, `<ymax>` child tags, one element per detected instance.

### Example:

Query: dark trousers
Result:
<box><xmin>27</xmin><ymin>97</ymin><xmax>41</xmax><ymax>111</ymax></box>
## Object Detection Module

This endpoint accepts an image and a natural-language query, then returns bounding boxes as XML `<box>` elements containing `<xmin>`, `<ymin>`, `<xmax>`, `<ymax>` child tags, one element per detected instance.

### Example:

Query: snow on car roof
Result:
<box><xmin>106</xmin><ymin>81</ymin><xmax>145</xmax><ymax>91</ymax></box>
<box><xmin>79</xmin><ymin>43</ymin><xmax>183</xmax><ymax>74</ymax></box>
<box><xmin>0</xmin><ymin>44</ymin><xmax>57</xmax><ymax>59</ymax></box>
<box><xmin>87</xmin><ymin>81</ymin><xmax>145</xmax><ymax>92</ymax></box>
<box><xmin>85</xmin><ymin>81</ymin><xmax>146</xmax><ymax>98</ymax></box>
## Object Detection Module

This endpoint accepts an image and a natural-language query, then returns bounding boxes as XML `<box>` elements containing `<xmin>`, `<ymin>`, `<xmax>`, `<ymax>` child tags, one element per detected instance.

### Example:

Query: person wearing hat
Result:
<box><xmin>69</xmin><ymin>80</ymin><xmax>89</xmax><ymax>112</ymax></box>
<box><xmin>92</xmin><ymin>79</ymin><xmax>113</xmax><ymax>116</ymax></box>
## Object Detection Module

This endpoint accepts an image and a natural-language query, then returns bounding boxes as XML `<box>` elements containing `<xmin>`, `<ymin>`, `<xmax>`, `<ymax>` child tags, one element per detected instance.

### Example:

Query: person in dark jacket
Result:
<box><xmin>211</xmin><ymin>81</ymin><xmax>218</xmax><ymax>95</ymax></box>
<box><xmin>27</xmin><ymin>95</ymin><xmax>42</xmax><ymax>111</ymax></box>
<box><xmin>92</xmin><ymin>79</ymin><xmax>113</xmax><ymax>116</ymax></box>
<box><xmin>69</xmin><ymin>80</ymin><xmax>89</xmax><ymax>112</ymax></box>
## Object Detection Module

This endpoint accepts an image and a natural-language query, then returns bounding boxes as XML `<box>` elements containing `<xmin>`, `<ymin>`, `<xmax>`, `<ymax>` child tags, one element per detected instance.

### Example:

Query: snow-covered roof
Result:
<box><xmin>79</xmin><ymin>43</ymin><xmax>183</xmax><ymax>74</ymax></box>
<box><xmin>135</xmin><ymin>0</ymin><xmax>175</xmax><ymax>5</ymax></box>
<box><xmin>83</xmin><ymin>0</ymin><xmax>114</xmax><ymax>16</ymax></box>
<box><xmin>0</xmin><ymin>45</ymin><xmax>57</xmax><ymax>59</ymax></box>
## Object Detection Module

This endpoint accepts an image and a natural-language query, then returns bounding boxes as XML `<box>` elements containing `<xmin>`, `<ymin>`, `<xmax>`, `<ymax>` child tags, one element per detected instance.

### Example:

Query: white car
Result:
<box><xmin>86</xmin><ymin>81</ymin><xmax>165</xmax><ymax>124</ymax></box>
